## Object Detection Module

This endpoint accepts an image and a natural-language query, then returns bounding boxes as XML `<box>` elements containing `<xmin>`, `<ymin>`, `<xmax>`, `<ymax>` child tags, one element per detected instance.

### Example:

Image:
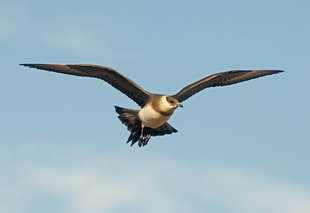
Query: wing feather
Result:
<box><xmin>20</xmin><ymin>64</ymin><xmax>150</xmax><ymax>107</ymax></box>
<box><xmin>172</xmin><ymin>70</ymin><xmax>283</xmax><ymax>102</ymax></box>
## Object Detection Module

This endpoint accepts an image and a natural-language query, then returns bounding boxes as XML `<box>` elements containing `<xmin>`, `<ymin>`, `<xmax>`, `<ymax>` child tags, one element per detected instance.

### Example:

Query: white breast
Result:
<box><xmin>138</xmin><ymin>104</ymin><xmax>171</xmax><ymax>128</ymax></box>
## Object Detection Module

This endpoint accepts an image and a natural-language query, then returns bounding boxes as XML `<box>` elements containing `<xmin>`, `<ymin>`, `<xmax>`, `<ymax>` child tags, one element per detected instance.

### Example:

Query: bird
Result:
<box><xmin>20</xmin><ymin>64</ymin><xmax>283</xmax><ymax>147</ymax></box>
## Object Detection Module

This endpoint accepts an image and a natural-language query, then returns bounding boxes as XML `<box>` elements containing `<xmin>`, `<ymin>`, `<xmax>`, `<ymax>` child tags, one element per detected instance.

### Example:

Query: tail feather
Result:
<box><xmin>127</xmin><ymin>124</ymin><xmax>141</xmax><ymax>145</ymax></box>
<box><xmin>115</xmin><ymin>106</ymin><xmax>139</xmax><ymax>132</ymax></box>
<box><xmin>114</xmin><ymin>106</ymin><xmax>177</xmax><ymax>147</ymax></box>
<box><xmin>128</xmin><ymin>132</ymin><xmax>140</xmax><ymax>146</ymax></box>
<box><xmin>148</xmin><ymin>122</ymin><xmax>177</xmax><ymax>136</ymax></box>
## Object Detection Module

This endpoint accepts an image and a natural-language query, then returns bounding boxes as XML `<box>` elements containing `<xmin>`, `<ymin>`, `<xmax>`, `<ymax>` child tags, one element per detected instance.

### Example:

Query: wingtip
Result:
<box><xmin>263</xmin><ymin>70</ymin><xmax>284</xmax><ymax>74</ymax></box>
<box><xmin>20</xmin><ymin>63</ymin><xmax>35</xmax><ymax>67</ymax></box>
<box><xmin>260</xmin><ymin>70</ymin><xmax>284</xmax><ymax>73</ymax></box>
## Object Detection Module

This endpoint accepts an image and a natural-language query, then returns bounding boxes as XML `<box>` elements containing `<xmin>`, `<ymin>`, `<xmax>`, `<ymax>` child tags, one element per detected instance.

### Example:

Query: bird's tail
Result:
<box><xmin>114</xmin><ymin>106</ymin><xmax>178</xmax><ymax>147</ymax></box>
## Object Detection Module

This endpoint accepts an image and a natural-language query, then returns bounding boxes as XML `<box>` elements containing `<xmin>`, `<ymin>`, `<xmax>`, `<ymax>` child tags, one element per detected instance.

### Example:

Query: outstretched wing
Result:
<box><xmin>21</xmin><ymin>64</ymin><xmax>151</xmax><ymax>107</ymax></box>
<box><xmin>172</xmin><ymin>70</ymin><xmax>283</xmax><ymax>102</ymax></box>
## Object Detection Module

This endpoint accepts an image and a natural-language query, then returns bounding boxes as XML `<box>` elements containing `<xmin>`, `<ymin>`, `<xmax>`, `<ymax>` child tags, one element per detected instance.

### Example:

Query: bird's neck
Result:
<box><xmin>150</xmin><ymin>95</ymin><xmax>176</xmax><ymax>116</ymax></box>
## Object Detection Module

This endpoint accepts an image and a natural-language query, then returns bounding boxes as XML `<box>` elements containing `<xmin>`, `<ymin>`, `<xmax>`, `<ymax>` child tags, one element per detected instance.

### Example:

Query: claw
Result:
<box><xmin>143</xmin><ymin>135</ymin><xmax>151</xmax><ymax>146</ymax></box>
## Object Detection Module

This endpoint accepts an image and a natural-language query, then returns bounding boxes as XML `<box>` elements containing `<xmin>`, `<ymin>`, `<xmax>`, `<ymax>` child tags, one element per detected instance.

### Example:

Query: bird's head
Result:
<box><xmin>152</xmin><ymin>95</ymin><xmax>183</xmax><ymax>116</ymax></box>
<box><xmin>165</xmin><ymin>96</ymin><xmax>183</xmax><ymax>109</ymax></box>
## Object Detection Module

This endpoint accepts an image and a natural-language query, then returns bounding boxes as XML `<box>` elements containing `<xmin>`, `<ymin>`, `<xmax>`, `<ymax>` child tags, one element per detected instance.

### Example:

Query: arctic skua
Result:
<box><xmin>20</xmin><ymin>64</ymin><xmax>283</xmax><ymax>147</ymax></box>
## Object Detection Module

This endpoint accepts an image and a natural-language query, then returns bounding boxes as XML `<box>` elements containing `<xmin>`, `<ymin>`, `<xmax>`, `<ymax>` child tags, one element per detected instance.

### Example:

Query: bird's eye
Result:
<box><xmin>166</xmin><ymin>96</ymin><xmax>175</xmax><ymax>104</ymax></box>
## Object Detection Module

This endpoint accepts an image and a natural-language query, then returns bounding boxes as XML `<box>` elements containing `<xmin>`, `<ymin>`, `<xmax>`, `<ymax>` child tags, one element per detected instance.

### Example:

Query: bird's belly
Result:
<box><xmin>138</xmin><ymin>106</ymin><xmax>171</xmax><ymax>128</ymax></box>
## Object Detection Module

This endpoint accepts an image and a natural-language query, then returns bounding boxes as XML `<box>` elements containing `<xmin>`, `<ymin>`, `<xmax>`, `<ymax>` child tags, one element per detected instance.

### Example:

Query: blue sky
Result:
<box><xmin>1</xmin><ymin>0</ymin><xmax>310</xmax><ymax>212</ymax></box>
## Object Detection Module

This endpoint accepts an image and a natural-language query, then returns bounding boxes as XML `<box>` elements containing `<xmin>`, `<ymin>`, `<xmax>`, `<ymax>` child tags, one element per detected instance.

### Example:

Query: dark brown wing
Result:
<box><xmin>20</xmin><ymin>64</ymin><xmax>151</xmax><ymax>107</ymax></box>
<box><xmin>172</xmin><ymin>70</ymin><xmax>283</xmax><ymax>102</ymax></box>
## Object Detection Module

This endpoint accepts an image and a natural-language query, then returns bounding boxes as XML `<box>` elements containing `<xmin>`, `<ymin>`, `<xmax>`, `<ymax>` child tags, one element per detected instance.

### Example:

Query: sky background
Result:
<box><xmin>1</xmin><ymin>0</ymin><xmax>310</xmax><ymax>212</ymax></box>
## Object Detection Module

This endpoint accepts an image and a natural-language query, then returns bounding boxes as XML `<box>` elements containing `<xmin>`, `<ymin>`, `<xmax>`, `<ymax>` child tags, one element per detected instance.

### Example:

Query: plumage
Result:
<box><xmin>20</xmin><ymin>64</ymin><xmax>150</xmax><ymax>108</ymax></box>
<box><xmin>172</xmin><ymin>70</ymin><xmax>283</xmax><ymax>102</ymax></box>
<box><xmin>20</xmin><ymin>63</ymin><xmax>283</xmax><ymax>147</ymax></box>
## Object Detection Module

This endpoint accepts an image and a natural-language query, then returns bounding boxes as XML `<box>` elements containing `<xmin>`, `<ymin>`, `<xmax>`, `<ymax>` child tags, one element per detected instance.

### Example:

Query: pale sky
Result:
<box><xmin>1</xmin><ymin>0</ymin><xmax>310</xmax><ymax>213</ymax></box>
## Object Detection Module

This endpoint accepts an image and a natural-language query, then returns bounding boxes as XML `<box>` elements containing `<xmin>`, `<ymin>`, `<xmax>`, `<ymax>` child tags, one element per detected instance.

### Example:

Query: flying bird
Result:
<box><xmin>20</xmin><ymin>64</ymin><xmax>283</xmax><ymax>147</ymax></box>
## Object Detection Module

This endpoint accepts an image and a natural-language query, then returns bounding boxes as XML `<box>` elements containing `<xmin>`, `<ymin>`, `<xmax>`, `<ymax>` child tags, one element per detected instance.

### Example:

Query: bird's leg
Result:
<box><xmin>143</xmin><ymin>134</ymin><xmax>151</xmax><ymax>146</ymax></box>
<box><xmin>138</xmin><ymin>124</ymin><xmax>144</xmax><ymax>147</ymax></box>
